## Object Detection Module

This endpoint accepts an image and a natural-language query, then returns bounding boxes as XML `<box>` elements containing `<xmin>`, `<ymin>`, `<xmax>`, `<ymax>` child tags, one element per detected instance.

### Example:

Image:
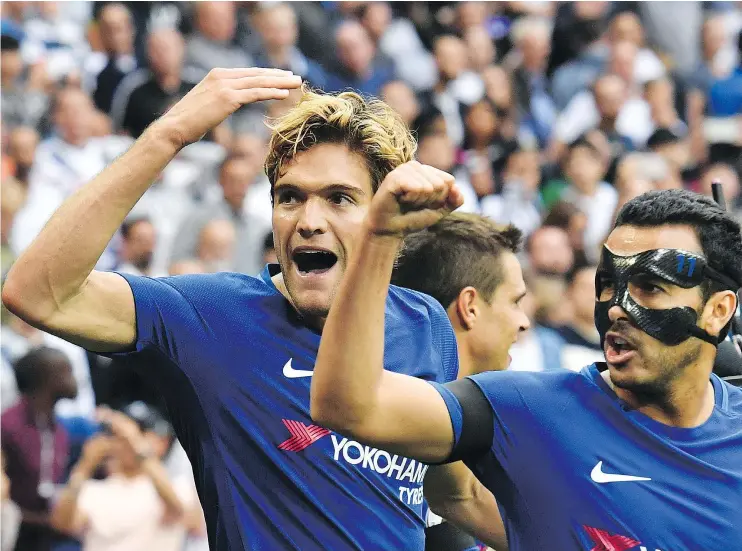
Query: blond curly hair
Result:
<box><xmin>264</xmin><ymin>84</ymin><xmax>416</xmax><ymax>194</ymax></box>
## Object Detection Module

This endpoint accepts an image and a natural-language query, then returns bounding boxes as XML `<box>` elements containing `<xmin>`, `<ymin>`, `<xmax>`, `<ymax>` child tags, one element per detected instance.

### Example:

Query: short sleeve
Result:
<box><xmin>111</xmin><ymin>272</ymin><xmax>207</xmax><ymax>365</ymax></box>
<box><xmin>464</xmin><ymin>370</ymin><xmax>566</xmax><ymax>471</ymax></box>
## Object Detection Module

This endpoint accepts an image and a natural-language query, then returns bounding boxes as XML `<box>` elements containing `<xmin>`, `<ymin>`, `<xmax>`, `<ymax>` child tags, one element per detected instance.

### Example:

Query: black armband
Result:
<box><xmin>443</xmin><ymin>378</ymin><xmax>493</xmax><ymax>464</ymax></box>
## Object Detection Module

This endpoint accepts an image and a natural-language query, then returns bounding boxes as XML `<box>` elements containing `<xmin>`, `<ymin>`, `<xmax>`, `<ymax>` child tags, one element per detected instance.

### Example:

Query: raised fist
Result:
<box><xmin>365</xmin><ymin>161</ymin><xmax>464</xmax><ymax>237</ymax></box>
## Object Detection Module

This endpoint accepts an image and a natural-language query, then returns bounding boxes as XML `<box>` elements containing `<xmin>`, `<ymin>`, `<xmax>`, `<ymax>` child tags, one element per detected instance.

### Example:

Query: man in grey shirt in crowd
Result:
<box><xmin>170</xmin><ymin>155</ymin><xmax>269</xmax><ymax>276</ymax></box>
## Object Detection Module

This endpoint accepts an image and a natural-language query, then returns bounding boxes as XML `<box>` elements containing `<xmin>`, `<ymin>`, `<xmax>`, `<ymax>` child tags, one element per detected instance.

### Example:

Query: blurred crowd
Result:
<box><xmin>1</xmin><ymin>2</ymin><xmax>742</xmax><ymax>551</ymax></box>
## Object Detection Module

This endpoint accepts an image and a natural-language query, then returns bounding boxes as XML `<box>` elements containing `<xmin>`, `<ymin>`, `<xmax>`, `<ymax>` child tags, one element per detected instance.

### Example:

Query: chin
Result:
<box><xmin>291</xmin><ymin>291</ymin><xmax>332</xmax><ymax>320</ymax></box>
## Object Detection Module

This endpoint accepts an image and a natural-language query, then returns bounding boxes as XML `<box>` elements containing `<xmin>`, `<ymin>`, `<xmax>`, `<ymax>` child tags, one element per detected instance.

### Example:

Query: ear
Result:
<box><xmin>701</xmin><ymin>290</ymin><xmax>738</xmax><ymax>338</ymax></box>
<box><xmin>454</xmin><ymin>287</ymin><xmax>480</xmax><ymax>331</ymax></box>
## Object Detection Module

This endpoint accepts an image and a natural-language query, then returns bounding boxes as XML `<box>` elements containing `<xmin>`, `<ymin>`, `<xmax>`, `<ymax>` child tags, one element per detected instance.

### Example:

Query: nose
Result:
<box><xmin>296</xmin><ymin>197</ymin><xmax>328</xmax><ymax>238</ymax></box>
<box><xmin>520</xmin><ymin>312</ymin><xmax>531</xmax><ymax>333</ymax></box>
<box><xmin>607</xmin><ymin>304</ymin><xmax>629</xmax><ymax>323</ymax></box>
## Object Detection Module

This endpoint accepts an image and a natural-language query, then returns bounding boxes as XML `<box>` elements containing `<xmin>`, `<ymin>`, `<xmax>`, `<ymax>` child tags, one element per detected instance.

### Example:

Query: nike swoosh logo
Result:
<box><xmin>282</xmin><ymin>358</ymin><xmax>314</xmax><ymax>378</ymax></box>
<box><xmin>590</xmin><ymin>461</ymin><xmax>651</xmax><ymax>484</ymax></box>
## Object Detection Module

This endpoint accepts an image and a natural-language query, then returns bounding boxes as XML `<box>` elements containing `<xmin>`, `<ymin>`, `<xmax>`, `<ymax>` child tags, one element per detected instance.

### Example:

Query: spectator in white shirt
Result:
<box><xmin>51</xmin><ymin>404</ymin><xmax>197</xmax><ymax>551</ymax></box>
<box><xmin>560</xmin><ymin>138</ymin><xmax>618</xmax><ymax>262</ymax></box>
<box><xmin>11</xmin><ymin>88</ymin><xmax>114</xmax><ymax>260</ymax></box>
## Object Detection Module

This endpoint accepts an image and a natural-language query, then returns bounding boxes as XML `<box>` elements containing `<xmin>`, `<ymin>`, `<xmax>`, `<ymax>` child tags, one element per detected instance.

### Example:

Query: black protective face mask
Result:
<box><xmin>594</xmin><ymin>247</ymin><xmax>739</xmax><ymax>347</ymax></box>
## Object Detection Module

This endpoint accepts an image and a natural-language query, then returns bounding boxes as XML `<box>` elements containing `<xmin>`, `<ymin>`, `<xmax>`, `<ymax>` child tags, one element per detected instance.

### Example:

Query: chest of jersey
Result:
<box><xmin>491</xmin><ymin>394</ymin><xmax>742</xmax><ymax>551</ymax></box>
<box><xmin>173</xmin><ymin>298</ymin><xmax>447</xmax><ymax>549</ymax></box>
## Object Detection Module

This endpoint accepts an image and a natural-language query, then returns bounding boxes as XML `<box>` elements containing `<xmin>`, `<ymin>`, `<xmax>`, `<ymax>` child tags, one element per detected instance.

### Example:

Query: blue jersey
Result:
<box><xmin>437</xmin><ymin>364</ymin><xmax>742</xmax><ymax>551</ymax></box>
<box><xmin>113</xmin><ymin>266</ymin><xmax>458</xmax><ymax>551</ymax></box>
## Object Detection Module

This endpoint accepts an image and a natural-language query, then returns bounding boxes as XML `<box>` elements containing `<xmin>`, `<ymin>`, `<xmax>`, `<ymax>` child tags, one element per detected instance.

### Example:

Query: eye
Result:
<box><xmin>598</xmin><ymin>274</ymin><xmax>614</xmax><ymax>290</ymax></box>
<box><xmin>329</xmin><ymin>192</ymin><xmax>353</xmax><ymax>206</ymax></box>
<box><xmin>277</xmin><ymin>189</ymin><xmax>301</xmax><ymax>205</ymax></box>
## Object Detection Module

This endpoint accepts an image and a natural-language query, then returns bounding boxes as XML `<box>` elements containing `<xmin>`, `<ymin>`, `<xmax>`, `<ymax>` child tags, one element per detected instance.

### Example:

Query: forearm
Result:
<box><xmin>141</xmin><ymin>458</ymin><xmax>185</xmax><ymax>518</ymax></box>
<box><xmin>428</xmin><ymin>485</ymin><xmax>507</xmax><ymax>551</ymax></box>
<box><xmin>50</xmin><ymin>467</ymin><xmax>89</xmax><ymax>534</ymax></box>
<box><xmin>311</xmin><ymin>229</ymin><xmax>401</xmax><ymax>430</ymax></box>
<box><xmin>3</xmin><ymin>126</ymin><xmax>178</xmax><ymax>320</ymax></box>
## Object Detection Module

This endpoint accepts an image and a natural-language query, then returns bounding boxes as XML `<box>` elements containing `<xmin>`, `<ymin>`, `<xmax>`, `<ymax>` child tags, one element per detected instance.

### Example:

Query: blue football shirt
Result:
<box><xmin>113</xmin><ymin>266</ymin><xmax>459</xmax><ymax>551</ymax></box>
<box><xmin>436</xmin><ymin>364</ymin><xmax>742</xmax><ymax>551</ymax></box>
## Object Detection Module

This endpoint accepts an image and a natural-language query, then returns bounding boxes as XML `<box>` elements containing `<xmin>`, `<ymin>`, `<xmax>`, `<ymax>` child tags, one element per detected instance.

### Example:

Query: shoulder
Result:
<box><xmin>116</xmin><ymin>69</ymin><xmax>151</xmax><ymax>97</ymax></box>
<box><xmin>724</xmin><ymin>380</ymin><xmax>742</xmax><ymax>412</ymax></box>
<box><xmin>468</xmin><ymin>366</ymin><xmax>589</xmax><ymax>405</ymax></box>
<box><xmin>387</xmin><ymin>285</ymin><xmax>448</xmax><ymax>323</ymax></box>
<box><xmin>0</xmin><ymin>402</ymin><xmax>24</xmax><ymax>430</ymax></box>
<box><xmin>124</xmin><ymin>271</ymin><xmax>273</xmax><ymax>306</ymax></box>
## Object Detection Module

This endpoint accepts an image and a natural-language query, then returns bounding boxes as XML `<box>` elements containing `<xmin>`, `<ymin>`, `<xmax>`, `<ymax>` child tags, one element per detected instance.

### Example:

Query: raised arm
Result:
<box><xmin>1</xmin><ymin>69</ymin><xmax>301</xmax><ymax>353</ymax></box>
<box><xmin>310</xmin><ymin>161</ymin><xmax>464</xmax><ymax>463</ymax></box>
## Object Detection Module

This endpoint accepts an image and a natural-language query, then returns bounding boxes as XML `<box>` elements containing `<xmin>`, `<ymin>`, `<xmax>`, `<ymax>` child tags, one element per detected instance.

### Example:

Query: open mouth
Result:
<box><xmin>605</xmin><ymin>333</ymin><xmax>637</xmax><ymax>364</ymax></box>
<box><xmin>292</xmin><ymin>248</ymin><xmax>338</xmax><ymax>276</ymax></box>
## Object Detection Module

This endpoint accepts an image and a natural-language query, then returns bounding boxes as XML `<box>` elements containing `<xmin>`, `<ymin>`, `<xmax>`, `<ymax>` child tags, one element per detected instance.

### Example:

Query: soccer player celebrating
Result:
<box><xmin>393</xmin><ymin>213</ymin><xmax>528</xmax><ymax>551</ymax></box>
<box><xmin>311</xmin><ymin>182</ymin><xmax>742</xmax><ymax>550</ymax></box>
<box><xmin>2</xmin><ymin>70</ymin><xmax>501</xmax><ymax>550</ymax></box>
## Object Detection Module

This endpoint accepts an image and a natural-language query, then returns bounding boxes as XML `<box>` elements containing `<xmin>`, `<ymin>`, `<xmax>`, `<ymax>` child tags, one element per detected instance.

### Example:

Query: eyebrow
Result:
<box><xmin>273</xmin><ymin>181</ymin><xmax>367</xmax><ymax>196</ymax></box>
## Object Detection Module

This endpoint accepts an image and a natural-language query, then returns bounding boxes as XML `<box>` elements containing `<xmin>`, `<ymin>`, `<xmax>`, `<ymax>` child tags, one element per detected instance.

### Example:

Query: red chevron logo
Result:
<box><xmin>583</xmin><ymin>525</ymin><xmax>641</xmax><ymax>551</ymax></box>
<box><xmin>278</xmin><ymin>419</ymin><xmax>330</xmax><ymax>452</ymax></box>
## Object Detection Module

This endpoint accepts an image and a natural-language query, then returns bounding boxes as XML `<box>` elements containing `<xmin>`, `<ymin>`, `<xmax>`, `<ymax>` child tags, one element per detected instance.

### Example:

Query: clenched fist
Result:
<box><xmin>151</xmin><ymin>67</ymin><xmax>302</xmax><ymax>149</ymax></box>
<box><xmin>365</xmin><ymin>161</ymin><xmax>464</xmax><ymax>237</ymax></box>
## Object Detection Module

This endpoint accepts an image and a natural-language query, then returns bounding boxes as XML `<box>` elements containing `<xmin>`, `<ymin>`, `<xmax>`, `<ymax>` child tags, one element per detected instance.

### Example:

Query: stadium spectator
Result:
<box><xmin>1</xmin><ymin>348</ymin><xmax>77</xmax><ymax>551</ymax></box>
<box><xmin>480</xmin><ymin>148</ymin><xmax>543</xmax><ymax>237</ymax></box>
<box><xmin>117</xmin><ymin>217</ymin><xmax>162</xmax><ymax>278</ymax></box>
<box><xmin>251</xmin><ymin>2</ymin><xmax>326</xmax><ymax>90</ymax></box>
<box><xmin>196</xmin><ymin>219</ymin><xmax>237</xmax><ymax>273</ymax></box>
<box><xmin>558</xmin><ymin>263</ymin><xmax>605</xmax><ymax>371</ymax></box>
<box><xmin>185</xmin><ymin>1</ymin><xmax>251</xmax><ymax>77</ymax></box>
<box><xmin>170</xmin><ymin>155</ymin><xmax>268</xmax><ymax>275</ymax></box>
<box><xmin>525</xmin><ymin>225</ymin><xmax>574</xmax><ymax>276</ymax></box>
<box><xmin>86</xmin><ymin>3</ymin><xmax>137</xmax><ymax>114</ymax></box>
<box><xmin>2</xmin><ymin>4</ymin><xmax>741</xmax><ymax>550</ymax></box>
<box><xmin>380</xmin><ymin>80</ymin><xmax>420</xmax><ymax>127</ymax></box>
<box><xmin>51</xmin><ymin>404</ymin><xmax>197</xmax><ymax>551</ymax></box>
<box><xmin>707</xmin><ymin>30</ymin><xmax>742</xmax><ymax>116</ymax></box>
<box><xmin>6</xmin><ymin>126</ymin><xmax>39</xmax><ymax>187</ymax></box>
<box><xmin>558</xmin><ymin>137</ymin><xmax>617</xmax><ymax>261</ymax></box>
<box><xmin>325</xmin><ymin>19</ymin><xmax>394</xmax><ymax>96</ymax></box>
<box><xmin>424</xmin><ymin>35</ymin><xmax>485</xmax><ymax>147</ymax></box>
<box><xmin>111</xmin><ymin>28</ymin><xmax>199</xmax><ymax>139</ymax></box>
<box><xmin>509</xmin><ymin>16</ymin><xmax>557</xmax><ymax>148</ymax></box>
<box><xmin>0</xmin><ymin>34</ymin><xmax>49</xmax><ymax>131</ymax></box>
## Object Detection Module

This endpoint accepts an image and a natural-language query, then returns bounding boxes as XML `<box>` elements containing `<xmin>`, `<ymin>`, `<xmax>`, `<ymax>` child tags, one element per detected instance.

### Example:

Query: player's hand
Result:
<box><xmin>365</xmin><ymin>161</ymin><xmax>464</xmax><ymax>237</ymax></box>
<box><xmin>152</xmin><ymin>67</ymin><xmax>302</xmax><ymax>149</ymax></box>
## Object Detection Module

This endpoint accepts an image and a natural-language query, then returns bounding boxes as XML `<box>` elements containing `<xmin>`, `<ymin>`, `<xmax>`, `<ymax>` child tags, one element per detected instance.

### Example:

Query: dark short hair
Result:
<box><xmin>566</xmin><ymin>260</ymin><xmax>597</xmax><ymax>287</ymax></box>
<box><xmin>613</xmin><ymin>189</ymin><xmax>742</xmax><ymax>300</ymax></box>
<box><xmin>392</xmin><ymin>213</ymin><xmax>522</xmax><ymax>308</ymax></box>
<box><xmin>120</xmin><ymin>216</ymin><xmax>151</xmax><ymax>240</ymax></box>
<box><xmin>13</xmin><ymin>347</ymin><xmax>69</xmax><ymax>395</ymax></box>
<box><xmin>646</xmin><ymin>127</ymin><xmax>684</xmax><ymax>149</ymax></box>
<box><xmin>568</xmin><ymin>135</ymin><xmax>602</xmax><ymax>160</ymax></box>
<box><xmin>0</xmin><ymin>35</ymin><xmax>20</xmax><ymax>52</ymax></box>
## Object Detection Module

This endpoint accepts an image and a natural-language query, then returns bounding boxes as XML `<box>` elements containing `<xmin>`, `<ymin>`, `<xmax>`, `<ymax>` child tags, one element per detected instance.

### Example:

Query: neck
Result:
<box><xmin>26</xmin><ymin>394</ymin><xmax>55</xmax><ymax>424</ymax></box>
<box><xmin>603</xmin><ymin>365</ymin><xmax>716</xmax><ymax>428</ymax></box>
<box><xmin>272</xmin><ymin>272</ymin><xmax>326</xmax><ymax>332</ymax></box>
<box><xmin>454</xmin><ymin>329</ymin><xmax>493</xmax><ymax>377</ymax></box>
<box><xmin>156</xmin><ymin>72</ymin><xmax>181</xmax><ymax>93</ymax></box>
<box><xmin>598</xmin><ymin>118</ymin><xmax>616</xmax><ymax>133</ymax></box>
<box><xmin>267</xmin><ymin>46</ymin><xmax>291</xmax><ymax>68</ymax></box>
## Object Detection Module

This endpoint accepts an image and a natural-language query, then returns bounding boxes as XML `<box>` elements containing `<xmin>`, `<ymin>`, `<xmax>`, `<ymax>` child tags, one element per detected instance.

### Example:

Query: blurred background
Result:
<box><xmin>1</xmin><ymin>2</ymin><xmax>741</xmax><ymax>551</ymax></box>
